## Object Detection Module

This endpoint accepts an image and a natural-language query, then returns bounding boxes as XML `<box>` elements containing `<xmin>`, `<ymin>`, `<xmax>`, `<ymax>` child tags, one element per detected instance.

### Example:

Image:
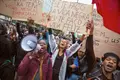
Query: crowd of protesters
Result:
<box><xmin>0</xmin><ymin>18</ymin><xmax>120</xmax><ymax>80</ymax></box>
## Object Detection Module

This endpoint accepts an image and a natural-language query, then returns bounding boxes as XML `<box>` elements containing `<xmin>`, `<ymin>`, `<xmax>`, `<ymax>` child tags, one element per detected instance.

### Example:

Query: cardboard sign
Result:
<box><xmin>0</xmin><ymin>0</ymin><xmax>119</xmax><ymax>57</ymax></box>
<box><xmin>93</xmin><ymin>9</ymin><xmax>120</xmax><ymax>57</ymax></box>
<box><xmin>0</xmin><ymin>0</ymin><xmax>13</xmax><ymax>16</ymax></box>
<box><xmin>48</xmin><ymin>0</ymin><xmax>92</xmax><ymax>33</ymax></box>
<box><xmin>49</xmin><ymin>0</ymin><xmax>120</xmax><ymax>57</ymax></box>
<box><xmin>0</xmin><ymin>0</ymin><xmax>43</xmax><ymax>24</ymax></box>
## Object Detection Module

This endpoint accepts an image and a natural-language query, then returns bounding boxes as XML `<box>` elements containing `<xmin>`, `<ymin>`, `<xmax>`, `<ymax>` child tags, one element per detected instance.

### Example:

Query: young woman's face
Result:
<box><xmin>38</xmin><ymin>40</ymin><xmax>47</xmax><ymax>53</ymax></box>
<box><xmin>77</xmin><ymin>48</ymin><xmax>85</xmax><ymax>57</ymax></box>
<box><xmin>59</xmin><ymin>39</ymin><xmax>68</xmax><ymax>49</ymax></box>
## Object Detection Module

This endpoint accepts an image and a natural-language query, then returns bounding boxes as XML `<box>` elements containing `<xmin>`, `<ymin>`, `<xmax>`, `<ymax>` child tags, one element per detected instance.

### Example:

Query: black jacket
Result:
<box><xmin>0</xmin><ymin>35</ymin><xmax>13</xmax><ymax>65</ymax></box>
<box><xmin>88</xmin><ymin>65</ymin><xmax>120</xmax><ymax>80</ymax></box>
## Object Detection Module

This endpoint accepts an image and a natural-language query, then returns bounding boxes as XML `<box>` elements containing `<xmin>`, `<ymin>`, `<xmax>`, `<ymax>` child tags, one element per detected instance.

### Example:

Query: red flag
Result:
<box><xmin>92</xmin><ymin>0</ymin><xmax>120</xmax><ymax>34</ymax></box>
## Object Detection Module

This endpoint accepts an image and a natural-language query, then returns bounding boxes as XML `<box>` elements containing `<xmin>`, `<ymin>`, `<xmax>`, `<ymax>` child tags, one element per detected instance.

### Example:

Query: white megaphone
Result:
<box><xmin>21</xmin><ymin>35</ymin><xmax>41</xmax><ymax>53</ymax></box>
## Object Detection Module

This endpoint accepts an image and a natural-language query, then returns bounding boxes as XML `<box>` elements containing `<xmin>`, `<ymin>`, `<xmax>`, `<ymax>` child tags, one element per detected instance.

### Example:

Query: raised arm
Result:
<box><xmin>85</xmin><ymin>20</ymin><xmax>96</xmax><ymax>73</ymax></box>
<box><xmin>48</xmin><ymin>28</ymin><xmax>57</xmax><ymax>53</ymax></box>
<box><xmin>66</xmin><ymin>35</ymin><xmax>85</xmax><ymax>58</ymax></box>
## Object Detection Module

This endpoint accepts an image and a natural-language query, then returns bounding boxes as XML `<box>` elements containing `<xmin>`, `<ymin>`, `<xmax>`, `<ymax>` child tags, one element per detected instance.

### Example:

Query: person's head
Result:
<box><xmin>77</xmin><ymin>43</ymin><xmax>85</xmax><ymax>58</ymax></box>
<box><xmin>0</xmin><ymin>22</ymin><xmax>7</xmax><ymax>35</ymax></box>
<box><xmin>27</xmin><ymin>17</ymin><xmax>34</xmax><ymax>25</ymax></box>
<box><xmin>59</xmin><ymin>38</ymin><xmax>69</xmax><ymax>50</ymax></box>
<box><xmin>77</xmin><ymin>48</ymin><xmax>85</xmax><ymax>58</ymax></box>
<box><xmin>24</xmin><ymin>29</ymin><xmax>29</xmax><ymax>35</ymax></box>
<box><xmin>102</xmin><ymin>52</ymin><xmax>119</xmax><ymax>73</ymax></box>
<box><xmin>38</xmin><ymin>39</ymin><xmax>48</xmax><ymax>54</ymax></box>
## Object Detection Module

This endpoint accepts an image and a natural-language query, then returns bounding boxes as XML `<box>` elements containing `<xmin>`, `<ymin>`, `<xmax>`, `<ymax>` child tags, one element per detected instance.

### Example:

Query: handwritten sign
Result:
<box><xmin>0</xmin><ymin>0</ymin><xmax>119</xmax><ymax>57</ymax></box>
<box><xmin>0</xmin><ymin>0</ymin><xmax>13</xmax><ymax>16</ymax></box>
<box><xmin>93</xmin><ymin>9</ymin><xmax>120</xmax><ymax>58</ymax></box>
<box><xmin>0</xmin><ymin>0</ymin><xmax>43</xmax><ymax>24</ymax></box>
<box><xmin>48</xmin><ymin>0</ymin><xmax>92</xmax><ymax>33</ymax></box>
<box><xmin>49</xmin><ymin>0</ymin><xmax>120</xmax><ymax>58</ymax></box>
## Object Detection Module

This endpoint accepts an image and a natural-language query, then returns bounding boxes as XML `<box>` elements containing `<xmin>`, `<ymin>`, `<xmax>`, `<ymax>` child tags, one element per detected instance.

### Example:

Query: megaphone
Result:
<box><xmin>21</xmin><ymin>34</ymin><xmax>41</xmax><ymax>52</ymax></box>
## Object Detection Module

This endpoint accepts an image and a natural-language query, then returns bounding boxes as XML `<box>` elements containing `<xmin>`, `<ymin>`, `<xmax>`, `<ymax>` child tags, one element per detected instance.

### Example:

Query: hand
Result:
<box><xmin>80</xmin><ymin>34</ymin><xmax>86</xmax><ymax>41</ymax></box>
<box><xmin>27</xmin><ymin>52</ymin><xmax>38</xmax><ymax>60</ymax></box>
<box><xmin>71</xmin><ymin>32</ymin><xmax>74</xmax><ymax>35</ymax></box>
<box><xmin>70</xmin><ymin>64</ymin><xmax>76</xmax><ymax>69</ymax></box>
<box><xmin>86</xmin><ymin>20</ymin><xmax>94</xmax><ymax>35</ymax></box>
<box><xmin>48</xmin><ymin>28</ymin><xmax>52</xmax><ymax>34</ymax></box>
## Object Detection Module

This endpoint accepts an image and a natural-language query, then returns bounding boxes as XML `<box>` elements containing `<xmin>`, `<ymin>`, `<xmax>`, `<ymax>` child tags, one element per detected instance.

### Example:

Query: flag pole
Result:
<box><xmin>86</xmin><ymin>4</ymin><xmax>94</xmax><ymax>35</ymax></box>
<box><xmin>90</xmin><ymin>4</ymin><xmax>94</xmax><ymax>20</ymax></box>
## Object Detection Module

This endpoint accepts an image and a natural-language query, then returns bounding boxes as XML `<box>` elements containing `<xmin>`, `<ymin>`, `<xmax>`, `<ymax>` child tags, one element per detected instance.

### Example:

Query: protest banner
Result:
<box><xmin>0</xmin><ymin>0</ymin><xmax>43</xmax><ymax>24</ymax></box>
<box><xmin>49</xmin><ymin>0</ymin><xmax>120</xmax><ymax>57</ymax></box>
<box><xmin>0</xmin><ymin>0</ymin><xmax>119</xmax><ymax>57</ymax></box>
<box><xmin>48</xmin><ymin>0</ymin><xmax>92</xmax><ymax>33</ymax></box>
<box><xmin>93</xmin><ymin>9</ymin><xmax>120</xmax><ymax>57</ymax></box>
<box><xmin>0</xmin><ymin>0</ymin><xmax>13</xmax><ymax>16</ymax></box>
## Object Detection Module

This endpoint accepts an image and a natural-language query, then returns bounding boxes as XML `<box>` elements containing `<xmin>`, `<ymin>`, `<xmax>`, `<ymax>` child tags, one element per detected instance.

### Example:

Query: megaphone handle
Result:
<box><xmin>34</xmin><ymin>44</ymin><xmax>41</xmax><ymax>53</ymax></box>
<box><xmin>29</xmin><ymin>56</ymin><xmax>33</xmax><ymax>60</ymax></box>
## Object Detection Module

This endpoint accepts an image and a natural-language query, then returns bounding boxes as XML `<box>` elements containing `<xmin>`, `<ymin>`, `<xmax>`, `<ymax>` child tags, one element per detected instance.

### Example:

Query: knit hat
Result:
<box><xmin>38</xmin><ymin>38</ymin><xmax>48</xmax><ymax>46</ymax></box>
<box><xmin>102</xmin><ymin>52</ymin><xmax>119</xmax><ymax>64</ymax></box>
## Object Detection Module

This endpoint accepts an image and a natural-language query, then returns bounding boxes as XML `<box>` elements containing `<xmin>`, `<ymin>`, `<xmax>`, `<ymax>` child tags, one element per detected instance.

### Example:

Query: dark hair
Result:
<box><xmin>102</xmin><ymin>52</ymin><xmax>119</xmax><ymax>64</ymax></box>
<box><xmin>38</xmin><ymin>39</ymin><xmax>48</xmax><ymax>46</ymax></box>
<box><xmin>0</xmin><ymin>22</ymin><xmax>7</xmax><ymax>35</ymax></box>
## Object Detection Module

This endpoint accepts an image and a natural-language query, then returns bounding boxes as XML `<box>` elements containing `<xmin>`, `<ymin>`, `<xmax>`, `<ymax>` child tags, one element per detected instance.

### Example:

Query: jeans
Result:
<box><xmin>66</xmin><ymin>74</ymin><xmax>80</xmax><ymax>80</ymax></box>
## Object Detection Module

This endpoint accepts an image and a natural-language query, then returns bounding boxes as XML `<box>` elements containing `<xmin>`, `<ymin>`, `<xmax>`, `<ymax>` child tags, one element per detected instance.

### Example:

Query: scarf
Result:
<box><xmin>32</xmin><ymin>56</ymin><xmax>44</xmax><ymax>80</ymax></box>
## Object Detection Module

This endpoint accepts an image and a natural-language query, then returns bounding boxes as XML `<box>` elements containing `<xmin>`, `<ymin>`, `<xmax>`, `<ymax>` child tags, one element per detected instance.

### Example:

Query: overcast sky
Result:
<box><xmin>62</xmin><ymin>0</ymin><xmax>92</xmax><ymax>4</ymax></box>
<box><xmin>62</xmin><ymin>0</ymin><xmax>97</xmax><ymax>8</ymax></box>
<box><xmin>43</xmin><ymin>0</ymin><xmax>94</xmax><ymax>13</ymax></box>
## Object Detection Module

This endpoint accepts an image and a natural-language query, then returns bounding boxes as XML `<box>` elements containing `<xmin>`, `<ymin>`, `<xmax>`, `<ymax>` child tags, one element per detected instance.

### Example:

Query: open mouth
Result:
<box><xmin>40</xmin><ymin>47</ymin><xmax>44</xmax><ymax>51</ymax></box>
<box><xmin>60</xmin><ymin>43</ymin><xmax>64</xmax><ymax>46</ymax></box>
<box><xmin>106</xmin><ymin>64</ymin><xmax>113</xmax><ymax>70</ymax></box>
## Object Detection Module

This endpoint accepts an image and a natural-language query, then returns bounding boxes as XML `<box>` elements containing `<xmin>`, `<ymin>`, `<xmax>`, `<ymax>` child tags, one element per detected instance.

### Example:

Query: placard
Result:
<box><xmin>49</xmin><ymin>0</ymin><xmax>92</xmax><ymax>34</ymax></box>
<box><xmin>0</xmin><ymin>0</ymin><xmax>43</xmax><ymax>24</ymax></box>
<box><xmin>49</xmin><ymin>0</ymin><xmax>120</xmax><ymax>57</ymax></box>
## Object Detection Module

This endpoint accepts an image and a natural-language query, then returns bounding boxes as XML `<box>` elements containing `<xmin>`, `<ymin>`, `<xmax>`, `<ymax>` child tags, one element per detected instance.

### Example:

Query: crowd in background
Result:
<box><xmin>0</xmin><ymin>18</ymin><xmax>120</xmax><ymax>80</ymax></box>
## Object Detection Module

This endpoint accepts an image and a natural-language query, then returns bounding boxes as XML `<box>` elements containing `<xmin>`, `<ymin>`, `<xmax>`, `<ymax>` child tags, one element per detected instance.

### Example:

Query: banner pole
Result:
<box><xmin>90</xmin><ymin>4</ymin><xmax>94</xmax><ymax>20</ymax></box>
<box><xmin>86</xmin><ymin>4</ymin><xmax>94</xmax><ymax>35</ymax></box>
